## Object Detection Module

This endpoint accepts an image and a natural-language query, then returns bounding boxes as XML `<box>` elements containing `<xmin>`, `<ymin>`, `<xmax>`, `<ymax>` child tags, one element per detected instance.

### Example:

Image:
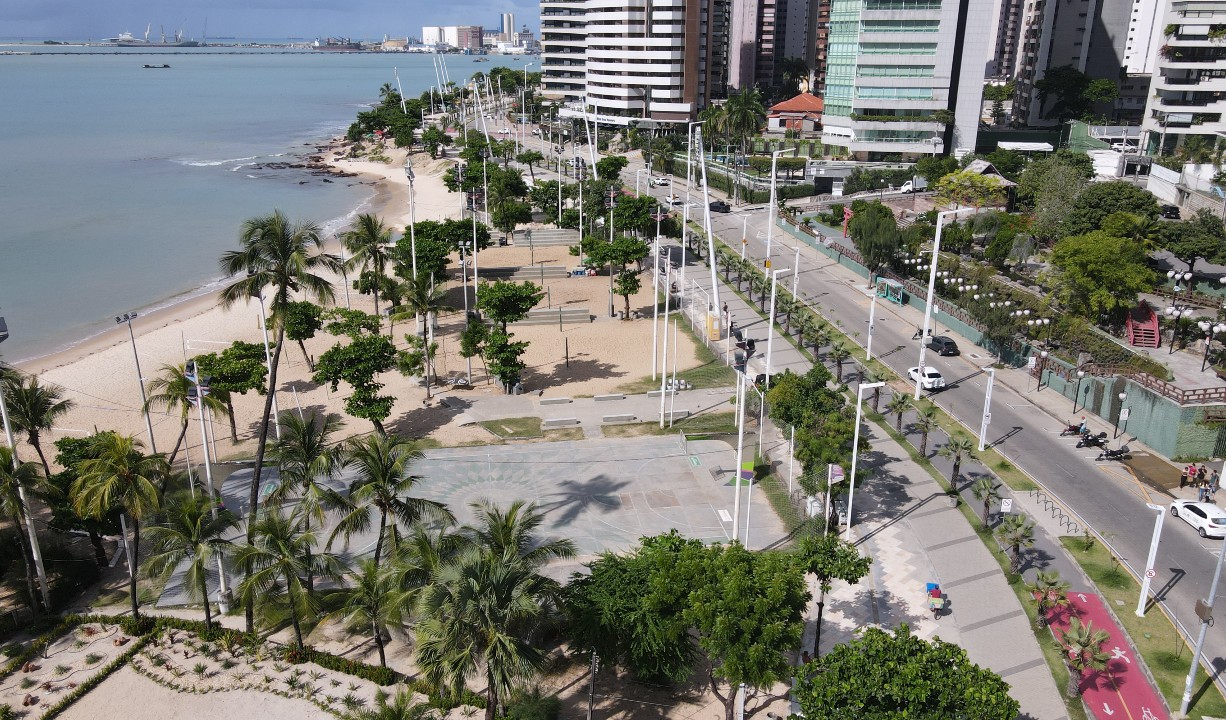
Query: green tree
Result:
<box><xmin>0</xmin><ymin>446</ymin><xmax>49</xmax><ymax>613</ymax></box>
<box><xmin>312</xmin><ymin>334</ymin><xmax>400</xmax><ymax>434</ymax></box>
<box><xmin>326</xmin><ymin>558</ymin><xmax>407</xmax><ymax>667</ymax></box>
<box><xmin>1019</xmin><ymin>156</ymin><xmax>1091</xmax><ymax>242</ymax></box>
<box><xmin>491</xmin><ymin>201</ymin><xmax>533</xmax><ymax>242</ymax></box>
<box><xmin>477</xmin><ymin>280</ymin><xmax>544</xmax><ymax>333</ymax></box>
<box><xmin>886</xmin><ymin>392</ymin><xmax>911</xmax><ymax>433</ymax></box>
<box><xmin>829</xmin><ymin>342</ymin><xmax>851</xmax><ymax>383</ymax></box>
<box><xmin>848</xmin><ymin>202</ymin><xmax>900</xmax><ymax>282</ymax></box>
<box><xmin>528</xmin><ymin>180</ymin><xmax>563</xmax><ymax>226</ymax></box>
<box><xmin>1049</xmin><ymin>231</ymin><xmax>1154</xmax><ymax>318</ymax></box>
<box><xmin>485</xmin><ymin>330</ymin><xmax>529</xmax><ymax>392</ymax></box>
<box><xmin>1056</xmin><ymin>617</ymin><xmax>1111</xmax><ymax>697</ymax></box>
<box><xmin>71</xmin><ymin>433</ymin><xmax>166</xmax><ymax>621</ymax></box>
<box><xmin>196</xmin><ymin>341</ymin><xmax>268</xmax><ymax>442</ymax></box>
<box><xmin>235</xmin><ymin>507</ymin><xmax>343</xmax><ymax>647</ymax></box>
<box><xmin>1064</xmin><ymin>181</ymin><xmax>1160</xmax><ymax>236</ymax></box>
<box><xmin>144</xmin><ymin>363</ymin><xmax>230</xmax><ymax>466</ymax></box>
<box><xmin>595</xmin><ymin>154</ymin><xmax>628</xmax><ymax>181</ymax></box>
<box><xmin>984</xmin><ymin>149</ymin><xmax>1027</xmax><ymax>181</ymax></box>
<box><xmin>793</xmin><ymin>624</ymin><xmax>1019</xmax><ymax>719</ymax></box>
<box><xmin>914</xmin><ymin>156</ymin><xmax>958</xmax><ymax>183</ymax></box>
<box><xmin>50</xmin><ymin>435</ymin><xmax>120</xmax><ymax>568</ymax></box>
<box><xmin>2</xmin><ymin>375</ymin><xmax>74</xmax><ymax>477</ymax></box>
<box><xmin>330</xmin><ymin>434</ymin><xmax>452</xmax><ymax>569</ymax></box>
<box><xmin>723</xmin><ymin>87</ymin><xmax>767</xmax><ymax>154</ymax></box>
<box><xmin>795</xmin><ymin>532</ymin><xmax>871</xmax><ymax>655</ymax></box>
<box><xmin>459</xmin><ymin>319</ymin><xmax>490</xmax><ymax>380</ymax></box>
<box><xmin>143</xmin><ymin>493</ymin><xmax>238</xmax><ymax>630</ymax></box>
<box><xmin>933</xmin><ymin>169</ymin><xmax>1006</xmax><ymax>209</ymax></box>
<box><xmin>1157</xmin><ymin>208</ymin><xmax>1226</xmax><ymax>270</ymax></box>
<box><xmin>416</xmin><ymin>502</ymin><xmax>575</xmax><ymax>720</ymax></box>
<box><xmin>971</xmin><ymin>477</ymin><xmax>1003</xmax><ymax>526</ymax></box>
<box><xmin>283</xmin><ymin>301</ymin><xmax>325</xmax><ymax>370</ymax></box>
<box><xmin>995</xmin><ymin>513</ymin><xmax>1036</xmax><ymax>574</ymax></box>
<box><xmin>516</xmin><ymin>150</ymin><xmax>545</xmax><ymax>182</ymax></box>
<box><xmin>1036</xmin><ymin>65</ymin><xmax>1117</xmax><ymax>121</ymax></box>
<box><xmin>267</xmin><ymin>410</ymin><xmax>345</xmax><ymax>592</ymax></box>
<box><xmin>938</xmin><ymin>437</ymin><xmax>975</xmax><ymax>491</ymax></box>
<box><xmin>421</xmin><ymin>126</ymin><xmax>452</xmax><ymax>159</ymax></box>
<box><xmin>390</xmin><ymin>273</ymin><xmax>453</xmax><ymax>342</ymax></box>
<box><xmin>614</xmin><ymin>269</ymin><xmax>642</xmax><ymax>320</ymax></box>
<box><xmin>1026</xmin><ymin>569</ymin><xmax>1070</xmax><ymax>629</ymax></box>
<box><xmin>218</xmin><ymin>210</ymin><xmax>341</xmax><ymax>632</ymax></box>
<box><xmin>343</xmin><ymin>213</ymin><xmax>394</xmax><ymax>319</ymax></box>
<box><xmin>916</xmin><ymin>405</ymin><xmax>938</xmax><ymax>457</ymax></box>
<box><xmin>325</xmin><ymin>308</ymin><xmax>383</xmax><ymax>338</ymax></box>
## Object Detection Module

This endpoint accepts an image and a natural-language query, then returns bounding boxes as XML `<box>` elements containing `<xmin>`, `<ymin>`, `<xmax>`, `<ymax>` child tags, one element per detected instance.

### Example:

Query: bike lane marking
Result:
<box><xmin>1047</xmin><ymin>593</ymin><xmax>1169</xmax><ymax>720</ymax></box>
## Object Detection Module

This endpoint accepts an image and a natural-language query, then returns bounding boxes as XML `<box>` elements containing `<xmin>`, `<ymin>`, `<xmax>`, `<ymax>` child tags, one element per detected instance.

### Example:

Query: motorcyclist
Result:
<box><xmin>1077</xmin><ymin>416</ymin><xmax>1088</xmax><ymax>435</ymax></box>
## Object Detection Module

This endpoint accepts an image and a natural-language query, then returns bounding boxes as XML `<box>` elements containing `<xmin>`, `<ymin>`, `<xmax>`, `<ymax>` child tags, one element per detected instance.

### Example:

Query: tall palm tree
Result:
<box><xmin>1026</xmin><ymin>569</ymin><xmax>1070</xmax><ymax>629</ymax></box>
<box><xmin>0</xmin><ymin>447</ymin><xmax>48</xmax><ymax>614</ymax></box>
<box><xmin>697</xmin><ymin>104</ymin><xmax>726</xmax><ymax>150</ymax></box>
<box><xmin>72</xmin><ymin>433</ymin><xmax>166</xmax><ymax>620</ymax></box>
<box><xmin>995</xmin><ymin>513</ymin><xmax>1036</xmax><ymax>574</ymax></box>
<box><xmin>723</xmin><ymin>87</ymin><xmax>766</xmax><ymax>154</ymax></box>
<box><xmin>1057</xmin><ymin>617</ymin><xmax>1111</xmax><ymax>698</ymax></box>
<box><xmin>235</xmin><ymin>507</ymin><xmax>342</xmax><ymax>647</ymax></box>
<box><xmin>390</xmin><ymin>273</ymin><xmax>454</xmax><ymax>339</ymax></box>
<box><xmin>886</xmin><ymin>393</ymin><xmax>911</xmax><ymax>433</ymax></box>
<box><xmin>267</xmin><ymin>410</ymin><xmax>345</xmax><ymax>591</ymax></box>
<box><xmin>330</xmin><ymin>434</ymin><xmax>454</xmax><ymax>569</ymax></box>
<box><xmin>915</xmin><ymin>406</ymin><xmax>939</xmax><ymax>457</ymax></box>
<box><xmin>143</xmin><ymin>493</ymin><xmax>238</xmax><ymax>630</ymax></box>
<box><xmin>218</xmin><ymin>209</ymin><xmax>341</xmax><ymax>632</ymax></box>
<box><xmin>862</xmin><ymin>369</ymin><xmax>885</xmax><ymax>412</ymax></box>
<box><xmin>3</xmin><ymin>375</ymin><xmax>74</xmax><ymax>477</ymax></box>
<box><xmin>343</xmin><ymin>213</ymin><xmax>394</xmax><ymax>320</ymax></box>
<box><xmin>805</xmin><ymin>320</ymin><xmax>830</xmax><ymax>357</ymax></box>
<box><xmin>416</xmin><ymin>501</ymin><xmax>575</xmax><ymax>720</ymax></box>
<box><xmin>144</xmin><ymin>363</ymin><xmax>231</xmax><ymax>467</ymax></box>
<box><xmin>970</xmin><ymin>477</ymin><xmax>1002</xmax><ymax>526</ymax></box>
<box><xmin>829</xmin><ymin>342</ymin><xmax>851</xmax><ymax>383</ymax></box>
<box><xmin>938</xmin><ymin>438</ymin><xmax>975</xmax><ymax>491</ymax></box>
<box><xmin>327</xmin><ymin>558</ymin><xmax>407</xmax><ymax>667</ymax></box>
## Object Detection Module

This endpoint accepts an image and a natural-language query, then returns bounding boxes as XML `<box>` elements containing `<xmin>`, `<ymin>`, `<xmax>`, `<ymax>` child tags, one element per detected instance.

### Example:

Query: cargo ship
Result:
<box><xmin>312</xmin><ymin>37</ymin><xmax>362</xmax><ymax>51</ymax></box>
<box><xmin>105</xmin><ymin>25</ymin><xmax>201</xmax><ymax>47</ymax></box>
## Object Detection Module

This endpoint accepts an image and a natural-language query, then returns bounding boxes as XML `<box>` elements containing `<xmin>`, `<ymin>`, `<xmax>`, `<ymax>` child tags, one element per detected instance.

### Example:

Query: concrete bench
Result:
<box><xmin>539</xmin><ymin>397</ymin><xmax>572</xmax><ymax>406</ymax></box>
<box><xmin>542</xmin><ymin>417</ymin><xmax>580</xmax><ymax>428</ymax></box>
<box><xmin>594</xmin><ymin>394</ymin><xmax>625</xmax><ymax>402</ymax></box>
<box><xmin>647</xmin><ymin>389</ymin><xmax>676</xmax><ymax>398</ymax></box>
<box><xmin>602</xmin><ymin>414</ymin><xmax>637</xmax><ymax>424</ymax></box>
<box><xmin>665</xmin><ymin>410</ymin><xmax>691</xmax><ymax>421</ymax></box>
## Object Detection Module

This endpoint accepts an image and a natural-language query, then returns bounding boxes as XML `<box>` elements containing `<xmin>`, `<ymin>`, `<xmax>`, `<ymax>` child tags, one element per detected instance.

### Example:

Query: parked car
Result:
<box><xmin>1170</xmin><ymin>500</ymin><xmax>1226</xmax><ymax>538</ymax></box>
<box><xmin>1161</xmin><ymin>204</ymin><xmax>1181</xmax><ymax>219</ymax></box>
<box><xmin>650</xmin><ymin>177</ymin><xmax>671</xmax><ymax>187</ymax></box>
<box><xmin>908</xmin><ymin>366</ymin><xmax>946</xmax><ymax>390</ymax></box>
<box><xmin>666</xmin><ymin>194</ymin><xmax>682</xmax><ymax>205</ymax></box>
<box><xmin>928</xmin><ymin>336</ymin><xmax>960</xmax><ymax>356</ymax></box>
<box><xmin>709</xmin><ymin>200</ymin><xmax>731</xmax><ymax>213</ymax></box>
<box><xmin>1111</xmin><ymin>142</ymin><xmax>1139</xmax><ymax>153</ymax></box>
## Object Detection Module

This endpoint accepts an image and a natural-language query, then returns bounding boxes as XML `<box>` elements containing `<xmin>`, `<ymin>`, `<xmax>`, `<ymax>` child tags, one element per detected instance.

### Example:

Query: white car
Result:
<box><xmin>666</xmin><ymin>194</ymin><xmax>682</xmax><ymax>205</ymax></box>
<box><xmin>650</xmin><ymin>177</ymin><xmax>671</xmax><ymax>187</ymax></box>
<box><xmin>908</xmin><ymin>366</ymin><xmax>946</xmax><ymax>390</ymax></box>
<box><xmin>1170</xmin><ymin>500</ymin><xmax>1226</xmax><ymax>538</ymax></box>
<box><xmin>499</xmin><ymin>127</ymin><xmax>510</xmax><ymax>135</ymax></box>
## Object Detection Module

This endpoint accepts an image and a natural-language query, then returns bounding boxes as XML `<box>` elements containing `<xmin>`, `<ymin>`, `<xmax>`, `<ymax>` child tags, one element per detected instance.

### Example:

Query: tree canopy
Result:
<box><xmin>1048</xmin><ymin>231</ymin><xmax>1154</xmax><ymax>318</ymax></box>
<box><xmin>848</xmin><ymin>202</ymin><xmax>900</xmax><ymax>279</ymax></box>
<box><xmin>477</xmin><ymin>280</ymin><xmax>544</xmax><ymax>333</ymax></box>
<box><xmin>1063</xmin><ymin>181</ymin><xmax>1160</xmax><ymax>236</ymax></box>
<box><xmin>312</xmin><ymin>333</ymin><xmax>400</xmax><ymax>433</ymax></box>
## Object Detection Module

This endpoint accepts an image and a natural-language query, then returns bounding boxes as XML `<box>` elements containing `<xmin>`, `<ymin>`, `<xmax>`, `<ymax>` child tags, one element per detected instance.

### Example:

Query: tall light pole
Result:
<box><xmin>115</xmin><ymin>312</ymin><xmax>157</xmax><ymax>453</ymax></box>
<box><xmin>185</xmin><ymin>361</ymin><xmax>229</xmax><ymax>612</ymax></box>
<box><xmin>251</xmin><ymin>291</ymin><xmax>282</xmax><ymax>440</ymax></box>
<box><xmin>789</xmin><ymin>245</ymin><xmax>801</xmax><ymax>298</ymax></box>
<box><xmin>1135</xmin><ymin>503</ymin><xmax>1165</xmax><ymax>617</ymax></box>
<box><xmin>405</xmin><ymin>159</ymin><xmax>421</xmax><ymax>336</ymax></box>
<box><xmin>635</xmin><ymin>168</ymin><xmax>648</xmax><ymax>197</ymax></box>
<box><xmin>914</xmin><ymin>208</ymin><xmax>976</xmax><ymax>399</ymax></box>
<box><xmin>978</xmin><ymin>368</ymin><xmax>995</xmax><ymax>452</ymax></box>
<box><xmin>845</xmin><ymin>380</ymin><xmax>885</xmax><ymax>540</ymax></box>
<box><xmin>0</xmin><ymin>317</ymin><xmax>51</xmax><ymax>610</ymax></box>
<box><xmin>865</xmin><ymin>291</ymin><xmax>878</xmax><ymax>361</ymax></box>
<box><xmin>765</xmin><ymin>267</ymin><xmax>792</xmax><ymax>387</ymax></box>
<box><xmin>1113</xmin><ymin>392</ymin><xmax>1128</xmax><ymax>439</ymax></box>
<box><xmin>1179</xmin><ymin>531</ymin><xmax>1226</xmax><ymax>716</ymax></box>
<box><xmin>731</xmin><ymin>372</ymin><xmax>748</xmax><ymax>542</ymax></box>
<box><xmin>1072</xmin><ymin>369</ymin><xmax>1087</xmax><ymax>413</ymax></box>
<box><xmin>764</xmin><ymin>149</ymin><xmax>787</xmax><ymax>267</ymax></box>
<box><xmin>1198</xmin><ymin>319</ymin><xmax>1226</xmax><ymax>371</ymax></box>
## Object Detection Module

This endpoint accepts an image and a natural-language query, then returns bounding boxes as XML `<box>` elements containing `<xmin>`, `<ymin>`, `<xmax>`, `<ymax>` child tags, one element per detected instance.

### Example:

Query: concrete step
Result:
<box><xmin>513</xmin><ymin>307</ymin><xmax>591</xmax><ymax>326</ymax></box>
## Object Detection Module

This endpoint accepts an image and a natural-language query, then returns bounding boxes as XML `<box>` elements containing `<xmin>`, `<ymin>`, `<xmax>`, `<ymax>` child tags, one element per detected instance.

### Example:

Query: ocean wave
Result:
<box><xmin>175</xmin><ymin>155</ymin><xmax>260</xmax><ymax>167</ymax></box>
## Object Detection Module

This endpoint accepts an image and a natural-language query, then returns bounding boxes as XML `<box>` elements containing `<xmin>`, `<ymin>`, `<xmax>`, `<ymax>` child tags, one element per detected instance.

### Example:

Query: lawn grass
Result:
<box><xmin>1061</xmin><ymin>537</ymin><xmax>1226</xmax><ymax>718</ymax></box>
<box><xmin>617</xmin><ymin>317</ymin><xmax>737</xmax><ymax>394</ymax></box>
<box><xmin>479</xmin><ymin>416</ymin><xmax>543</xmax><ymax>438</ymax></box>
<box><xmin>601</xmin><ymin>411</ymin><xmax>739</xmax><ymax>438</ymax></box>
<box><xmin>543</xmin><ymin>427</ymin><xmax>586</xmax><ymax>441</ymax></box>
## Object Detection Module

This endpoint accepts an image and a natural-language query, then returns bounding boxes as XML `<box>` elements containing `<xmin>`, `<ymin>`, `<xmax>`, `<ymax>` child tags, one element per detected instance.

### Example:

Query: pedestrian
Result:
<box><xmin>1198</xmin><ymin>464</ymin><xmax>1208</xmax><ymax>487</ymax></box>
<box><xmin>1180</xmin><ymin>466</ymin><xmax>1188</xmax><ymax>488</ymax></box>
<box><xmin>1078</xmin><ymin>416</ymin><xmax>1088</xmax><ymax>435</ymax></box>
<box><xmin>1209</xmin><ymin>470</ymin><xmax>1220</xmax><ymax>500</ymax></box>
<box><xmin>800</xmin><ymin>650</ymin><xmax>811</xmax><ymax>665</ymax></box>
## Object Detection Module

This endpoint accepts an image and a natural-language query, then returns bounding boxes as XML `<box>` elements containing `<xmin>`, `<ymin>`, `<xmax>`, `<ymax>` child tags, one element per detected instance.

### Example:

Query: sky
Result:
<box><xmin>2</xmin><ymin>0</ymin><xmax>538</xmax><ymax>40</ymax></box>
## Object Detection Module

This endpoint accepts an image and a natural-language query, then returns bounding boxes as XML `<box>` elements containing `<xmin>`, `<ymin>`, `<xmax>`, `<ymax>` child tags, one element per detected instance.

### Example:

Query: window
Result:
<box><xmin>860</xmin><ymin>42</ymin><xmax>938</xmax><ymax>54</ymax></box>
<box><xmin>861</xmin><ymin>19</ymin><xmax>940</xmax><ymax>32</ymax></box>
<box><xmin>858</xmin><ymin>64</ymin><xmax>935</xmax><ymax>77</ymax></box>
<box><xmin>856</xmin><ymin>86</ymin><xmax>934</xmax><ymax>99</ymax></box>
<box><xmin>863</xmin><ymin>0</ymin><xmax>941</xmax><ymax>8</ymax></box>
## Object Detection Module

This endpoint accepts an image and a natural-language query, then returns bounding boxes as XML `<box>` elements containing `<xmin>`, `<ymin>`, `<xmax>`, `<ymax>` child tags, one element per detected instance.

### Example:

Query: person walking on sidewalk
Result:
<box><xmin>1181</xmin><ymin>465</ymin><xmax>1189</xmax><ymax>489</ymax></box>
<box><xmin>1209</xmin><ymin>470</ymin><xmax>1220</xmax><ymax>500</ymax></box>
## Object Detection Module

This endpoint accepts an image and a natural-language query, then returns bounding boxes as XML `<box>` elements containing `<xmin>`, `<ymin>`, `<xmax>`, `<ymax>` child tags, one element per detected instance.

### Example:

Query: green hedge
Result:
<box><xmin>406</xmin><ymin>677</ymin><xmax>489</xmax><ymax>710</ymax></box>
<box><xmin>282</xmin><ymin>644</ymin><xmax>397</xmax><ymax>686</ymax></box>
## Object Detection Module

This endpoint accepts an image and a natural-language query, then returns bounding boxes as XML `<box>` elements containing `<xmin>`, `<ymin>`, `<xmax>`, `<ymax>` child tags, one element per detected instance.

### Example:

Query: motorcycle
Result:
<box><xmin>1095</xmin><ymin>447</ymin><xmax>1130</xmax><ymax>462</ymax></box>
<box><xmin>1076</xmin><ymin>431</ymin><xmax>1108</xmax><ymax>449</ymax></box>
<box><xmin>1059</xmin><ymin>423</ymin><xmax>1085</xmax><ymax>437</ymax></box>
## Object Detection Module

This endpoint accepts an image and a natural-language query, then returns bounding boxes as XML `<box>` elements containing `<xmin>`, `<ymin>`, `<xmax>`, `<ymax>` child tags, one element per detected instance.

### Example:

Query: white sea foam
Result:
<box><xmin>174</xmin><ymin>155</ymin><xmax>260</xmax><ymax>167</ymax></box>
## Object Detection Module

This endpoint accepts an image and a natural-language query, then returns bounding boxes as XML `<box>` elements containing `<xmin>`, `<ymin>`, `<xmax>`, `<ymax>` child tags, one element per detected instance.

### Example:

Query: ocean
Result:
<box><xmin>0</xmin><ymin>44</ymin><xmax>515</xmax><ymax>362</ymax></box>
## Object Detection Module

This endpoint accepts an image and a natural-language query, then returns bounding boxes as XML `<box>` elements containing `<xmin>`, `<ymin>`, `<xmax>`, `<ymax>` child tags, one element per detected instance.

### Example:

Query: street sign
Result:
<box><xmin>1027</xmin><ymin>356</ymin><xmax>1037</xmax><ymax>369</ymax></box>
<box><xmin>1000</xmin><ymin>498</ymin><xmax>1013</xmax><ymax>514</ymax></box>
<box><xmin>984</xmin><ymin>413</ymin><xmax>992</xmax><ymax>425</ymax></box>
<box><xmin>1145</xmin><ymin>568</ymin><xmax>1156</xmax><ymax>578</ymax></box>
<box><xmin>764</xmin><ymin>259</ymin><xmax>771</xmax><ymax>269</ymax></box>
<box><xmin>1120</xmin><ymin>408</ymin><xmax>1131</xmax><ymax>422</ymax></box>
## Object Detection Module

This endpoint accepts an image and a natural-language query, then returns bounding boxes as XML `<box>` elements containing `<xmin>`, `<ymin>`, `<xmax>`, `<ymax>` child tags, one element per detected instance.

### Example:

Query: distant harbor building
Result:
<box><xmin>421</xmin><ymin>25</ymin><xmax>484</xmax><ymax>50</ymax></box>
<box><xmin>501</xmin><ymin>13</ymin><xmax>517</xmax><ymax>41</ymax></box>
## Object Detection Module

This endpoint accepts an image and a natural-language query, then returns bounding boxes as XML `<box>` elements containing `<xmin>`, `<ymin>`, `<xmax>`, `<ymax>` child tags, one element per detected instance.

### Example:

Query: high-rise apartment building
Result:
<box><xmin>728</xmin><ymin>0</ymin><xmax>781</xmax><ymax>88</ymax></box>
<box><xmin>501</xmin><ymin>13</ymin><xmax>517</xmax><ymax>40</ymax></box>
<box><xmin>542</xmin><ymin>0</ymin><xmax>729</xmax><ymax>124</ymax></box>
<box><xmin>422</xmin><ymin>25</ymin><xmax>484</xmax><ymax>49</ymax></box>
<box><xmin>1141</xmin><ymin>0</ymin><xmax>1226</xmax><ymax>154</ymax></box>
<box><xmin>985</xmin><ymin>0</ymin><xmax>1023</xmax><ymax>78</ymax></box>
<box><xmin>820</xmin><ymin>0</ymin><xmax>991</xmax><ymax>159</ymax></box>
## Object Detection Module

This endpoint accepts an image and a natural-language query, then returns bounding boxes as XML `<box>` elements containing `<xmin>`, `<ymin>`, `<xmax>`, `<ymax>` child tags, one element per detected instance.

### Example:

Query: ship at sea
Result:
<box><xmin>312</xmin><ymin>37</ymin><xmax>362</xmax><ymax>51</ymax></box>
<box><xmin>104</xmin><ymin>24</ymin><xmax>201</xmax><ymax>48</ymax></box>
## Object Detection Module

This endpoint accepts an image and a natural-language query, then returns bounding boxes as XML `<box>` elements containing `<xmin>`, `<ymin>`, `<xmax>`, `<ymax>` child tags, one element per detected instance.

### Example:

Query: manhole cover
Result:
<box><xmin>968</xmin><ymin>353</ymin><xmax>985</xmax><ymax>360</ymax></box>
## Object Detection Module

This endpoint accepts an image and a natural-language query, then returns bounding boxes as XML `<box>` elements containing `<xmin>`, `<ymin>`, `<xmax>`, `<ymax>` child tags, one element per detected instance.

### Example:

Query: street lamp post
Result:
<box><xmin>765</xmin><ymin>267</ymin><xmax>792</xmax><ymax>387</ymax></box>
<box><xmin>845</xmin><ymin>380</ymin><xmax>885</xmax><ymax>540</ymax></box>
<box><xmin>978</xmin><ymin>367</ymin><xmax>995</xmax><ymax>452</ymax></box>
<box><xmin>1166</xmin><ymin>304</ymin><xmax>1195</xmax><ymax>354</ymax></box>
<box><xmin>1136</xmin><ymin>503</ymin><xmax>1165</xmax><ymax>617</ymax></box>
<box><xmin>1072</xmin><ymin>369</ymin><xmax>1087</xmax><ymax>413</ymax></box>
<box><xmin>251</xmin><ymin>291</ymin><xmax>282</xmax><ymax>440</ymax></box>
<box><xmin>405</xmin><ymin>159</ymin><xmax>421</xmax><ymax>335</ymax></box>
<box><xmin>1197</xmin><ymin>320</ymin><xmax>1226</xmax><ymax>371</ymax></box>
<box><xmin>0</xmin><ymin>317</ymin><xmax>52</xmax><ymax>610</ymax></box>
<box><xmin>731</xmin><ymin>372</ymin><xmax>748</xmax><ymax>541</ymax></box>
<box><xmin>1179</xmin><ymin>531</ymin><xmax>1226</xmax><ymax>716</ymax></box>
<box><xmin>790</xmin><ymin>246</ymin><xmax>801</xmax><ymax>299</ymax></box>
<box><xmin>764</xmin><ymin>149</ymin><xmax>788</xmax><ymax>267</ymax></box>
<box><xmin>635</xmin><ymin>169</ymin><xmax>648</xmax><ymax>197</ymax></box>
<box><xmin>914</xmin><ymin>208</ymin><xmax>976</xmax><ymax>399</ymax></box>
<box><xmin>115</xmin><ymin>312</ymin><xmax>157</xmax><ymax>453</ymax></box>
<box><xmin>184</xmin><ymin>361</ymin><xmax>229</xmax><ymax>612</ymax></box>
<box><xmin>1114</xmin><ymin>392</ymin><xmax>1128</xmax><ymax>439</ymax></box>
<box><xmin>865</xmin><ymin>291</ymin><xmax>878</xmax><ymax>361</ymax></box>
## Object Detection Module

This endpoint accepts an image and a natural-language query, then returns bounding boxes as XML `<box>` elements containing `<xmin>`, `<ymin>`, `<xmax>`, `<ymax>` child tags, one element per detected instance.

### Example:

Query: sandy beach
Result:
<box><xmin>12</xmin><ymin>140</ymin><xmax>702</xmax><ymax>459</ymax></box>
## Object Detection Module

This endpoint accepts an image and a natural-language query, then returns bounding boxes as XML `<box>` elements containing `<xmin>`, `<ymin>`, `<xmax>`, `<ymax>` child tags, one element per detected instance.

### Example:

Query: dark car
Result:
<box><xmin>1161</xmin><ymin>204</ymin><xmax>1181</xmax><ymax>219</ymax></box>
<box><xmin>709</xmin><ymin>200</ymin><xmax>731</xmax><ymax>213</ymax></box>
<box><xmin>928</xmin><ymin>336</ymin><xmax>959</xmax><ymax>356</ymax></box>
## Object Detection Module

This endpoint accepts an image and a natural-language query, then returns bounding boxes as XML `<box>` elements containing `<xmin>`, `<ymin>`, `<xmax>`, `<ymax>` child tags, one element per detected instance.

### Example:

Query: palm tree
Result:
<box><xmin>915</xmin><ymin>406</ymin><xmax>939</xmax><ymax>457</ymax></box>
<box><xmin>698</xmin><ymin>104</ymin><xmax>727</xmax><ymax>149</ymax></box>
<box><xmin>723</xmin><ymin>87</ymin><xmax>766</xmax><ymax>154</ymax></box>
<box><xmin>330</xmin><ymin>434</ymin><xmax>454</xmax><ymax>569</ymax></box>
<box><xmin>391</xmin><ymin>272</ymin><xmax>453</xmax><ymax>339</ymax></box>
<box><xmin>218</xmin><ymin>209</ymin><xmax>341</xmax><ymax>631</ymax></box>
<box><xmin>144</xmin><ymin>363</ymin><xmax>231</xmax><ymax>467</ymax></box>
<box><xmin>267</xmin><ymin>410</ymin><xmax>345</xmax><ymax>592</ymax></box>
<box><xmin>829</xmin><ymin>342</ymin><xmax>851</xmax><ymax>383</ymax></box>
<box><xmin>72</xmin><ymin>433</ymin><xmax>166</xmax><ymax>621</ymax></box>
<box><xmin>805</xmin><ymin>321</ymin><xmax>830</xmax><ymax>357</ymax></box>
<box><xmin>3</xmin><ymin>375</ymin><xmax>74</xmax><ymax>477</ymax></box>
<box><xmin>886</xmin><ymin>393</ymin><xmax>911</xmax><ymax>433</ymax></box>
<box><xmin>416</xmin><ymin>501</ymin><xmax>575</xmax><ymax>720</ymax></box>
<box><xmin>235</xmin><ymin>507</ymin><xmax>342</xmax><ymax>647</ymax></box>
<box><xmin>779</xmin><ymin>295</ymin><xmax>797</xmax><ymax>334</ymax></box>
<box><xmin>995</xmin><ymin>513</ymin><xmax>1035</xmax><ymax>574</ymax></box>
<box><xmin>862</xmin><ymin>369</ymin><xmax>885</xmax><ymax>412</ymax></box>
<box><xmin>143</xmin><ymin>493</ymin><xmax>238</xmax><ymax>630</ymax></box>
<box><xmin>1056</xmin><ymin>617</ymin><xmax>1110</xmax><ymax>698</ymax></box>
<box><xmin>343</xmin><ymin>213</ymin><xmax>394</xmax><ymax>320</ymax></box>
<box><xmin>327</xmin><ymin>558</ymin><xmax>407</xmax><ymax>667</ymax></box>
<box><xmin>751</xmin><ymin>274</ymin><xmax>769</xmax><ymax>311</ymax></box>
<box><xmin>356</xmin><ymin>689</ymin><xmax>439</xmax><ymax>720</ymax></box>
<box><xmin>970</xmin><ymin>477</ymin><xmax>1002</xmax><ymax>526</ymax></box>
<box><xmin>0</xmin><ymin>447</ymin><xmax>47</xmax><ymax>614</ymax></box>
<box><xmin>938</xmin><ymin>438</ymin><xmax>975</xmax><ymax>491</ymax></box>
<box><xmin>1025</xmin><ymin>569</ymin><xmax>1070</xmax><ymax>629</ymax></box>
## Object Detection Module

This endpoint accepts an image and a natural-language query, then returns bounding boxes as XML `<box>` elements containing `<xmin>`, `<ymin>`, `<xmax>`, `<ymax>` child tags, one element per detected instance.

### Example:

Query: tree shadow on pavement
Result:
<box><xmin>537</xmin><ymin>473</ymin><xmax>632</xmax><ymax>529</ymax></box>
<box><xmin>385</xmin><ymin>395</ymin><xmax>473</xmax><ymax>439</ymax></box>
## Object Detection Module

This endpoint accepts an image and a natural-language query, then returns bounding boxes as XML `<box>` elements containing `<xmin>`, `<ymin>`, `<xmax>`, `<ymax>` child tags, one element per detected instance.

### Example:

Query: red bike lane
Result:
<box><xmin>1047</xmin><ymin>593</ymin><xmax>1169</xmax><ymax>720</ymax></box>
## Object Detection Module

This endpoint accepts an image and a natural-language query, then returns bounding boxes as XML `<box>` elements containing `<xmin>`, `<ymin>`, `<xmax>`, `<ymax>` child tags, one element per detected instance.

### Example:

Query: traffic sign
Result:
<box><xmin>1000</xmin><ymin>498</ymin><xmax>1013</xmax><ymax>514</ymax></box>
<box><xmin>764</xmin><ymin>259</ymin><xmax>771</xmax><ymax>269</ymax></box>
<box><xmin>1145</xmin><ymin>568</ymin><xmax>1156</xmax><ymax>578</ymax></box>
